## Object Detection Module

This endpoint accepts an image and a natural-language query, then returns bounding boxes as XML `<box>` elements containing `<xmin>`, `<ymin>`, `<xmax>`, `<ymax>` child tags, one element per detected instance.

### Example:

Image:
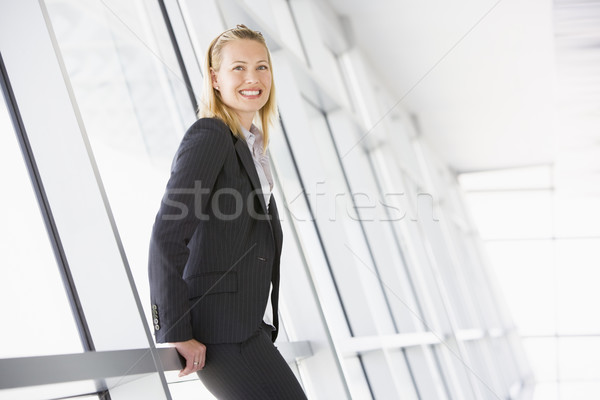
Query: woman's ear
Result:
<box><xmin>210</xmin><ymin>68</ymin><xmax>219</xmax><ymax>90</ymax></box>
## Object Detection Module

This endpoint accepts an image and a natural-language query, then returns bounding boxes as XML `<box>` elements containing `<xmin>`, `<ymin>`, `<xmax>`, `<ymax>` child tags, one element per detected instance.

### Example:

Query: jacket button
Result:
<box><xmin>153</xmin><ymin>318</ymin><xmax>159</xmax><ymax>324</ymax></box>
<box><xmin>154</xmin><ymin>324</ymin><xmax>160</xmax><ymax>331</ymax></box>
<box><xmin>152</xmin><ymin>304</ymin><xmax>158</xmax><ymax>310</ymax></box>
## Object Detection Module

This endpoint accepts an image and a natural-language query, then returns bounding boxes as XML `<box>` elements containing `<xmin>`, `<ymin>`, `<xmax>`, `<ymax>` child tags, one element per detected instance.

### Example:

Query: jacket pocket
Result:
<box><xmin>185</xmin><ymin>271</ymin><xmax>238</xmax><ymax>299</ymax></box>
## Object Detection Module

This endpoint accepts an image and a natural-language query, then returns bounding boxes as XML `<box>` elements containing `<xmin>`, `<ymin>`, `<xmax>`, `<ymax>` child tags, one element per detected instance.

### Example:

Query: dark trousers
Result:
<box><xmin>197</xmin><ymin>323</ymin><xmax>308</xmax><ymax>400</ymax></box>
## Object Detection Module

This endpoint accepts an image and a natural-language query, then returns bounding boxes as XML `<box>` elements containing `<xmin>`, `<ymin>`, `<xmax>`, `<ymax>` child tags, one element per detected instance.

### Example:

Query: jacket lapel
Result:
<box><xmin>234</xmin><ymin>136</ymin><xmax>270</xmax><ymax>216</ymax></box>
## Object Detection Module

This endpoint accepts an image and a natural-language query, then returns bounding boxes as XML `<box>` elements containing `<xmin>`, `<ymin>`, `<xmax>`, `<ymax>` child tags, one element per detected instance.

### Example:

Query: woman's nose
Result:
<box><xmin>245</xmin><ymin>71</ymin><xmax>259</xmax><ymax>83</ymax></box>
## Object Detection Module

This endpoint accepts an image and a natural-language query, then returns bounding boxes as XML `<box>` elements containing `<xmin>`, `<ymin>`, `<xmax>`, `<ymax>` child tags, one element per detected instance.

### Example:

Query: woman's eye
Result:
<box><xmin>258</xmin><ymin>65</ymin><xmax>268</xmax><ymax>70</ymax></box>
<box><xmin>233</xmin><ymin>66</ymin><xmax>244</xmax><ymax>71</ymax></box>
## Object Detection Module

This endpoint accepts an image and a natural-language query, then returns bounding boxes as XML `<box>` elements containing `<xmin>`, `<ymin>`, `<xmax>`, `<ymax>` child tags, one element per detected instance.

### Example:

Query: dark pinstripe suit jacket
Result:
<box><xmin>148</xmin><ymin>117</ymin><xmax>283</xmax><ymax>344</ymax></box>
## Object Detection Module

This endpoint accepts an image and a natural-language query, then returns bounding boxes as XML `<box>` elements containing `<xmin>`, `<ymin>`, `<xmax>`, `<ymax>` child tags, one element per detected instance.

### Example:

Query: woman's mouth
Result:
<box><xmin>239</xmin><ymin>89</ymin><xmax>262</xmax><ymax>98</ymax></box>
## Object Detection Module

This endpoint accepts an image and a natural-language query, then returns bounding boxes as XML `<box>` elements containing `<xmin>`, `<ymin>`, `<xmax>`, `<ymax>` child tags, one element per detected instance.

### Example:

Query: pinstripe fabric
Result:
<box><xmin>148</xmin><ymin>117</ymin><xmax>283</xmax><ymax>344</ymax></box>
<box><xmin>198</xmin><ymin>322</ymin><xmax>307</xmax><ymax>400</ymax></box>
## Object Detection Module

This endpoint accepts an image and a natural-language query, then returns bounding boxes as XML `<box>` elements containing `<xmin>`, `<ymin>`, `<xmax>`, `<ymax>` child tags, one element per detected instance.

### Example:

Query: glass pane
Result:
<box><xmin>328</xmin><ymin>111</ymin><xmax>425</xmax><ymax>333</ymax></box>
<box><xmin>343</xmin><ymin>356</ymin><xmax>374</xmax><ymax>400</ymax></box>
<box><xmin>405</xmin><ymin>346</ymin><xmax>450</xmax><ymax>399</ymax></box>
<box><xmin>0</xmin><ymin>87</ymin><xmax>82</xmax><ymax>358</ymax></box>
<box><xmin>419</xmin><ymin>205</ymin><xmax>478</xmax><ymax>330</ymax></box>
<box><xmin>556</xmin><ymin>239</ymin><xmax>600</xmax><ymax>334</ymax></box>
<box><xmin>555</xmin><ymin>191</ymin><xmax>600</xmax><ymax>237</ymax></box>
<box><xmin>44</xmin><ymin>0</ymin><xmax>198</xmax><ymax>336</ymax></box>
<box><xmin>296</xmin><ymin>99</ymin><xmax>395</xmax><ymax>337</ymax></box>
<box><xmin>533</xmin><ymin>382</ymin><xmax>558</xmax><ymax>400</ymax></box>
<box><xmin>488</xmin><ymin>337</ymin><xmax>519</xmax><ymax>392</ymax></box>
<box><xmin>558</xmin><ymin>382</ymin><xmax>600</xmax><ymax>400</ymax></box>
<box><xmin>368</xmin><ymin>147</ymin><xmax>451</xmax><ymax>333</ymax></box>
<box><xmin>400</xmin><ymin>176</ymin><xmax>454</xmax><ymax>335</ymax></box>
<box><xmin>269</xmin><ymin>0</ymin><xmax>306</xmax><ymax>63</ymax></box>
<box><xmin>522</xmin><ymin>337</ymin><xmax>557</xmax><ymax>382</ymax></box>
<box><xmin>433</xmin><ymin>341</ymin><xmax>473</xmax><ymax>400</ymax></box>
<box><xmin>448</xmin><ymin>223</ymin><xmax>498</xmax><ymax>329</ymax></box>
<box><xmin>288</xmin><ymin>0</ymin><xmax>347</xmax><ymax>102</ymax></box>
<box><xmin>464</xmin><ymin>190</ymin><xmax>553</xmax><ymax>239</ymax></box>
<box><xmin>558</xmin><ymin>337</ymin><xmax>600</xmax><ymax>381</ymax></box>
<box><xmin>485</xmin><ymin>240</ymin><xmax>556</xmax><ymax>335</ymax></box>
<box><xmin>270</xmin><ymin>123</ymin><xmax>351</xmax><ymax>331</ymax></box>
<box><xmin>384</xmin><ymin>117</ymin><xmax>424</xmax><ymax>183</ymax></box>
<box><xmin>387</xmin><ymin>349</ymin><xmax>419</xmax><ymax>400</ymax></box>
<box><xmin>463</xmin><ymin>340</ymin><xmax>504</xmax><ymax>399</ymax></box>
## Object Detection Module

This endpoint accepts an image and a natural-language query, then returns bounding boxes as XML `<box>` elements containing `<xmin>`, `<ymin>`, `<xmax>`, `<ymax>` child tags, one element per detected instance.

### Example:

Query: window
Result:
<box><xmin>0</xmin><ymin>70</ymin><xmax>83</xmax><ymax>359</ymax></box>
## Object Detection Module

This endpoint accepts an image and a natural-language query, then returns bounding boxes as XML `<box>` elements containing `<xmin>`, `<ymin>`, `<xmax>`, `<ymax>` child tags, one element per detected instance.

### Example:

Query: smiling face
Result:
<box><xmin>211</xmin><ymin>39</ymin><xmax>272</xmax><ymax>130</ymax></box>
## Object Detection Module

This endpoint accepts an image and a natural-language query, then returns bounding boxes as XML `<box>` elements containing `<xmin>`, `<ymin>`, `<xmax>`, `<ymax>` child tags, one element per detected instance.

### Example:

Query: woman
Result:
<box><xmin>148</xmin><ymin>25</ymin><xmax>307</xmax><ymax>399</ymax></box>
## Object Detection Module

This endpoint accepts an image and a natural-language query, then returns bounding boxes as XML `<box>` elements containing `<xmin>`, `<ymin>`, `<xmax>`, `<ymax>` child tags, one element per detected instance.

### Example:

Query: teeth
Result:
<box><xmin>240</xmin><ymin>90</ymin><xmax>260</xmax><ymax>96</ymax></box>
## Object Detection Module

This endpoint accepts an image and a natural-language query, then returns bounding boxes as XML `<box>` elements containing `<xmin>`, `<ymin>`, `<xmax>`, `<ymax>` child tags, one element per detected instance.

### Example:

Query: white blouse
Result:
<box><xmin>241</xmin><ymin>124</ymin><xmax>273</xmax><ymax>210</ymax></box>
<box><xmin>240</xmin><ymin>124</ymin><xmax>275</xmax><ymax>328</ymax></box>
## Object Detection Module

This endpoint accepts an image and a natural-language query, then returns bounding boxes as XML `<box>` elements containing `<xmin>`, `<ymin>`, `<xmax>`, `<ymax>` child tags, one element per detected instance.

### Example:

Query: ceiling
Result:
<box><xmin>325</xmin><ymin>0</ymin><xmax>600</xmax><ymax>175</ymax></box>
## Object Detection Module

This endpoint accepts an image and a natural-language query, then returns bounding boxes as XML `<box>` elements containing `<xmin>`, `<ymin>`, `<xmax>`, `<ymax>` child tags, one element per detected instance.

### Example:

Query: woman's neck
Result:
<box><xmin>238</xmin><ymin>113</ymin><xmax>254</xmax><ymax>131</ymax></box>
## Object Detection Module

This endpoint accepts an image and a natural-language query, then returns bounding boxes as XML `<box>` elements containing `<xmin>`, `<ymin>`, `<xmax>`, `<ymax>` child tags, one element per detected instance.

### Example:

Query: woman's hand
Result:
<box><xmin>172</xmin><ymin>339</ymin><xmax>207</xmax><ymax>377</ymax></box>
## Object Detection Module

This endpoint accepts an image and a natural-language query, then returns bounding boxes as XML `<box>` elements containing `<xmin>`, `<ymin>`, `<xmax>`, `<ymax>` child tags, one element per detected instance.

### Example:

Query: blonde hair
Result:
<box><xmin>198</xmin><ymin>24</ymin><xmax>277</xmax><ymax>151</ymax></box>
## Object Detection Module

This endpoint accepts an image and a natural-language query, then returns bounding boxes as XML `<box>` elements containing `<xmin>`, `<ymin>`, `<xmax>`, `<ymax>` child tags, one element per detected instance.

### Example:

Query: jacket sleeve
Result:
<box><xmin>148</xmin><ymin>118</ymin><xmax>230</xmax><ymax>343</ymax></box>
